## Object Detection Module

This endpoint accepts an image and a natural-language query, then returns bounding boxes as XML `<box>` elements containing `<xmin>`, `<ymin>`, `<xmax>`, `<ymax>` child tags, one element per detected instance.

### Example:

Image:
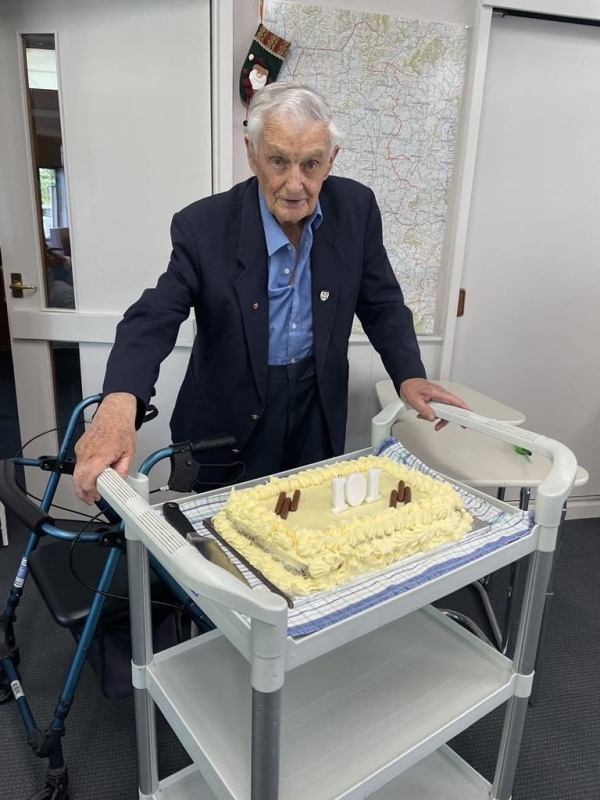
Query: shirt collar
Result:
<box><xmin>258</xmin><ymin>189</ymin><xmax>323</xmax><ymax>256</ymax></box>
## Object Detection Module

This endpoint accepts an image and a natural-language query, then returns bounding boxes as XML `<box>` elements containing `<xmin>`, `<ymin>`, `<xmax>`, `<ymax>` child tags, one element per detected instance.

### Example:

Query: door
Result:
<box><xmin>449</xmin><ymin>13</ymin><xmax>600</xmax><ymax>513</ymax></box>
<box><xmin>0</xmin><ymin>0</ymin><xmax>212</xmax><ymax>512</ymax></box>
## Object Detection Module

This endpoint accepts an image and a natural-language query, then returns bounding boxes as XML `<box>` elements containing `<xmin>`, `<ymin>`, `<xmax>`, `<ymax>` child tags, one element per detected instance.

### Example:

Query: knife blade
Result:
<box><xmin>162</xmin><ymin>501</ymin><xmax>250</xmax><ymax>586</ymax></box>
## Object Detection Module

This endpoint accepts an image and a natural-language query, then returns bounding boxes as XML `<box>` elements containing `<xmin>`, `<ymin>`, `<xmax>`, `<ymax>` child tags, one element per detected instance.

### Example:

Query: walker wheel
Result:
<box><xmin>28</xmin><ymin>767</ymin><xmax>69</xmax><ymax>800</ymax></box>
<box><xmin>27</xmin><ymin>783</ymin><xmax>69</xmax><ymax>800</ymax></box>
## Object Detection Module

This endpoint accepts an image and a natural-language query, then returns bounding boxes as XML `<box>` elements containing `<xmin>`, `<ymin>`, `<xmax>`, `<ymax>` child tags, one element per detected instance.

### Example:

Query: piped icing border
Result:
<box><xmin>212</xmin><ymin>455</ymin><xmax>472</xmax><ymax>596</ymax></box>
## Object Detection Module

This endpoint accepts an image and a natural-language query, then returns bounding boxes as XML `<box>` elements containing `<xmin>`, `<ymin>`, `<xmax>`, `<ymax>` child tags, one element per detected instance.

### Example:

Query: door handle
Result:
<box><xmin>9</xmin><ymin>273</ymin><xmax>37</xmax><ymax>298</ymax></box>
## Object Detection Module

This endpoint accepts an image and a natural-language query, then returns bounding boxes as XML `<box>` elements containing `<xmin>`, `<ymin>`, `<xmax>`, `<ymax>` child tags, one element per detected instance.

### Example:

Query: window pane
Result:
<box><xmin>22</xmin><ymin>33</ymin><xmax>75</xmax><ymax>309</ymax></box>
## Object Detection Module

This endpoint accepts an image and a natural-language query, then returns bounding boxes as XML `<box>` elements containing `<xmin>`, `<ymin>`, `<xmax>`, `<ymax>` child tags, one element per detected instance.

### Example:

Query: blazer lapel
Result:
<box><xmin>234</xmin><ymin>180</ymin><xmax>269</xmax><ymax>406</ymax></box>
<box><xmin>311</xmin><ymin>218</ymin><xmax>344</xmax><ymax>380</ymax></box>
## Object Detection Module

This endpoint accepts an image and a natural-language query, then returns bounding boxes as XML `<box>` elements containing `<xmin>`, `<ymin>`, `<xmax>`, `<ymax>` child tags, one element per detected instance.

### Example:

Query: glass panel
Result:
<box><xmin>22</xmin><ymin>33</ymin><xmax>75</xmax><ymax>309</ymax></box>
<box><xmin>50</xmin><ymin>342</ymin><xmax>84</xmax><ymax>454</ymax></box>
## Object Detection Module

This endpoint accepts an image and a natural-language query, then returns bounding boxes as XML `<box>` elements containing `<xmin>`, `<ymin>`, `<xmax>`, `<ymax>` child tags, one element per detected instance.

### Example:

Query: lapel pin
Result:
<box><xmin>320</xmin><ymin>290</ymin><xmax>330</xmax><ymax>302</ymax></box>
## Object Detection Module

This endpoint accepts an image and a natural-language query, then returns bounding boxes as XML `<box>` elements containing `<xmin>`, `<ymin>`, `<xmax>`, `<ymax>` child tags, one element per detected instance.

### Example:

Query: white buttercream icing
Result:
<box><xmin>212</xmin><ymin>456</ymin><xmax>472</xmax><ymax>596</ymax></box>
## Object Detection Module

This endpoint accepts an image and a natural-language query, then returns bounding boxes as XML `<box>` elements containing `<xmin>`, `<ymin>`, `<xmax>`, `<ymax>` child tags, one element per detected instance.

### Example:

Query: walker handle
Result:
<box><xmin>0</xmin><ymin>459</ymin><xmax>55</xmax><ymax>534</ymax></box>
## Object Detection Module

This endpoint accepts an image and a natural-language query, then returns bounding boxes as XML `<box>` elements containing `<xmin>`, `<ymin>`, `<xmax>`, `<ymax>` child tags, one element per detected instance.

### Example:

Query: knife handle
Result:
<box><xmin>163</xmin><ymin>501</ymin><xmax>195</xmax><ymax>537</ymax></box>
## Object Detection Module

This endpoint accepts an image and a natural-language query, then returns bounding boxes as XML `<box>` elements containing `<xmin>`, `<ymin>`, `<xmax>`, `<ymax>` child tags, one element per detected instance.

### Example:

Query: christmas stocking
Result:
<box><xmin>240</xmin><ymin>24</ymin><xmax>291</xmax><ymax>108</ymax></box>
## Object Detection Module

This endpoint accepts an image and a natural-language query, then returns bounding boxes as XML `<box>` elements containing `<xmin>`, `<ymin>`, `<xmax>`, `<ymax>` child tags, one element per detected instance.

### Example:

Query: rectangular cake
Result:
<box><xmin>212</xmin><ymin>455</ymin><xmax>472</xmax><ymax>596</ymax></box>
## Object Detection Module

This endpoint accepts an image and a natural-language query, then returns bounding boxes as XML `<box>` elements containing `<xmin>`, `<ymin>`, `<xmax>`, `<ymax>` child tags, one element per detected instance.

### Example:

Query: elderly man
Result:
<box><xmin>74</xmin><ymin>83</ymin><xmax>466</xmax><ymax>504</ymax></box>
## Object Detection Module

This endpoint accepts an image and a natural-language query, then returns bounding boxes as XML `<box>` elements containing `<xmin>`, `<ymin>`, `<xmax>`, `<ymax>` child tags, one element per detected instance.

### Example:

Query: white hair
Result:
<box><xmin>245</xmin><ymin>82</ymin><xmax>342</xmax><ymax>155</ymax></box>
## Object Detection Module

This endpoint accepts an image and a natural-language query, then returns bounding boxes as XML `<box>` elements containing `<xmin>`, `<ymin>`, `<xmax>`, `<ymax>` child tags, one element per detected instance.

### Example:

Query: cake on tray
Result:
<box><xmin>212</xmin><ymin>454</ymin><xmax>472</xmax><ymax>596</ymax></box>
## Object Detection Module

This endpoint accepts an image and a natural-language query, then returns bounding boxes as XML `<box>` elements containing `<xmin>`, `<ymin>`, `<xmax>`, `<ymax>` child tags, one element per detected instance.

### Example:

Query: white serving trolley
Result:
<box><xmin>98</xmin><ymin>401</ymin><xmax>578</xmax><ymax>800</ymax></box>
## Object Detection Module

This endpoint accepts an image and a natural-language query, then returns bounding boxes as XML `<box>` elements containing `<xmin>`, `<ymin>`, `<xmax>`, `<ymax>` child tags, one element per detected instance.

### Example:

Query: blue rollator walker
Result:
<box><xmin>0</xmin><ymin>395</ymin><xmax>237</xmax><ymax>800</ymax></box>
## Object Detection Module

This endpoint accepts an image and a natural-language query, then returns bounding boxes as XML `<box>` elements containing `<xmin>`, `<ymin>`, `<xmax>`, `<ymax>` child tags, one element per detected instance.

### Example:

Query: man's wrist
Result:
<box><xmin>98</xmin><ymin>392</ymin><xmax>137</xmax><ymax>421</ymax></box>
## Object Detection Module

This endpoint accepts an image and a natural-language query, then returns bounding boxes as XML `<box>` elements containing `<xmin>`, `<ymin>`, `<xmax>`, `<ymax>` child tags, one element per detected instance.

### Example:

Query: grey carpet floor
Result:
<box><xmin>1</xmin><ymin>512</ymin><xmax>599</xmax><ymax>800</ymax></box>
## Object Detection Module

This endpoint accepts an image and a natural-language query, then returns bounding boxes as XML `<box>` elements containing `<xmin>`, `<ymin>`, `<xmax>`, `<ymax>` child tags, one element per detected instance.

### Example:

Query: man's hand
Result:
<box><xmin>399</xmin><ymin>378</ymin><xmax>470</xmax><ymax>431</ymax></box>
<box><xmin>73</xmin><ymin>392</ymin><xmax>138</xmax><ymax>504</ymax></box>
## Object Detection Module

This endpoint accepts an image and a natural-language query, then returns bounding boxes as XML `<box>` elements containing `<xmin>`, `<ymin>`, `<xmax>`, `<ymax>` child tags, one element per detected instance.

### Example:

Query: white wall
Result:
<box><xmin>450</xmin><ymin>13</ymin><xmax>600</xmax><ymax>514</ymax></box>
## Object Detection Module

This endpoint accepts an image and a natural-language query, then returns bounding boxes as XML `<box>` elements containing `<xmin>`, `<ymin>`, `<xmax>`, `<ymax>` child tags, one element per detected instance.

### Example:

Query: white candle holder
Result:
<box><xmin>365</xmin><ymin>468</ymin><xmax>381</xmax><ymax>503</ymax></box>
<box><xmin>331</xmin><ymin>476</ymin><xmax>348</xmax><ymax>514</ymax></box>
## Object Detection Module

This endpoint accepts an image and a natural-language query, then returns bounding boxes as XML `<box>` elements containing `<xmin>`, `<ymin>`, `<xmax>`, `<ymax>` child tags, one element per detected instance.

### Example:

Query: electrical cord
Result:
<box><xmin>12</xmin><ymin>420</ymin><xmax>103</xmax><ymax>520</ymax></box>
<box><xmin>13</xmin><ymin>419</ymin><xmax>90</xmax><ymax>459</ymax></box>
<box><xmin>67</xmin><ymin>513</ymin><xmax>189</xmax><ymax>613</ymax></box>
<box><xmin>20</xmin><ymin>487</ymin><xmax>100</xmax><ymax>520</ymax></box>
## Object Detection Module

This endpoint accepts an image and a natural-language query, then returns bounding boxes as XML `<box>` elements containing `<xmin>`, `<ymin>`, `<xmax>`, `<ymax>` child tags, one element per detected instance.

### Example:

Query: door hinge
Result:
<box><xmin>457</xmin><ymin>288</ymin><xmax>466</xmax><ymax>317</ymax></box>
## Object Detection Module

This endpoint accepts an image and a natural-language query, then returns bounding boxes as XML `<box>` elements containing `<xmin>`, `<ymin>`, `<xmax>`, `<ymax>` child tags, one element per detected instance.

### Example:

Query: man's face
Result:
<box><xmin>246</xmin><ymin>115</ymin><xmax>338</xmax><ymax>234</ymax></box>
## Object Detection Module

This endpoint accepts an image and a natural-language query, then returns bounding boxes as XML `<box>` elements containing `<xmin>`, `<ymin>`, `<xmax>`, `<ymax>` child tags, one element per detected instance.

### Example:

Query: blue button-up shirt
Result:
<box><xmin>258</xmin><ymin>191</ymin><xmax>323</xmax><ymax>365</ymax></box>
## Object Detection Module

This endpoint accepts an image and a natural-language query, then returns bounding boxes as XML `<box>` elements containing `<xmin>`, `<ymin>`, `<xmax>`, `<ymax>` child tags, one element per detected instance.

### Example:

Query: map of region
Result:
<box><xmin>263</xmin><ymin>2</ymin><xmax>469</xmax><ymax>333</ymax></box>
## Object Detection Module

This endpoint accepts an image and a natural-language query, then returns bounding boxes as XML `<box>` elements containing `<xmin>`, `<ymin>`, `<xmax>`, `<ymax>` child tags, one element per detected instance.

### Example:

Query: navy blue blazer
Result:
<box><xmin>103</xmin><ymin>176</ymin><xmax>425</xmax><ymax>455</ymax></box>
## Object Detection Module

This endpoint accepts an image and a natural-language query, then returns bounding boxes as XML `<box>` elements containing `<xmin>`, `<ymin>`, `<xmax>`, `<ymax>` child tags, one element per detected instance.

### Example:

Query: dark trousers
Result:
<box><xmin>192</xmin><ymin>357</ymin><xmax>333</xmax><ymax>491</ymax></box>
<box><xmin>241</xmin><ymin>357</ymin><xmax>333</xmax><ymax>480</ymax></box>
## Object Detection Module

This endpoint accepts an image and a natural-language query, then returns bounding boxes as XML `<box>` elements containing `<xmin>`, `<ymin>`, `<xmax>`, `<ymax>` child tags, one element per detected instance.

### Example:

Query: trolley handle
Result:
<box><xmin>0</xmin><ymin>459</ymin><xmax>55</xmax><ymax>534</ymax></box>
<box><xmin>371</xmin><ymin>399</ymin><xmax>578</xmax><ymax>528</ymax></box>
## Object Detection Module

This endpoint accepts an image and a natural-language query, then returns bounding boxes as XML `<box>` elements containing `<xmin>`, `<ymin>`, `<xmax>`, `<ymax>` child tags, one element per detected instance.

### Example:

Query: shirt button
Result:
<box><xmin>284</xmin><ymin>268</ymin><xmax>290</xmax><ymax>275</ymax></box>
<box><xmin>287</xmin><ymin>244</ymin><xmax>292</xmax><ymax>250</ymax></box>
<box><xmin>290</xmin><ymin>358</ymin><xmax>296</xmax><ymax>364</ymax></box>
<box><xmin>251</xmin><ymin>413</ymin><xmax>260</xmax><ymax>421</ymax></box>
<box><xmin>291</xmin><ymin>323</ymin><xmax>297</xmax><ymax>329</ymax></box>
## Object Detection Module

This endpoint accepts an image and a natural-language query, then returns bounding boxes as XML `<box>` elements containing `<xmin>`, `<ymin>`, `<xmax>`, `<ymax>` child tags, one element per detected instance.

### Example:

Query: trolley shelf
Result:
<box><xmin>147</xmin><ymin>605</ymin><xmax>513</xmax><ymax>800</ymax></box>
<box><xmin>154</xmin><ymin>747</ymin><xmax>492</xmax><ymax>800</ymax></box>
<box><xmin>154</xmin><ymin>765</ymin><xmax>213</xmax><ymax>800</ymax></box>
<box><xmin>369</xmin><ymin>746</ymin><xmax>492</xmax><ymax>799</ymax></box>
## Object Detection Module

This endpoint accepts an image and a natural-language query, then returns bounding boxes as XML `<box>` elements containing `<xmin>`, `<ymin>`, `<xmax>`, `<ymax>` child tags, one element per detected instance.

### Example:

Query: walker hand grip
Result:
<box><xmin>0</xmin><ymin>460</ymin><xmax>55</xmax><ymax>534</ymax></box>
<box><xmin>188</xmin><ymin>434</ymin><xmax>237</xmax><ymax>453</ymax></box>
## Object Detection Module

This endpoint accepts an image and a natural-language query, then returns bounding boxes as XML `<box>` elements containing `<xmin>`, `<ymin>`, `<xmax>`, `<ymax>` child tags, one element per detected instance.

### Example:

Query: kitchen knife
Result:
<box><xmin>162</xmin><ymin>501</ymin><xmax>250</xmax><ymax>586</ymax></box>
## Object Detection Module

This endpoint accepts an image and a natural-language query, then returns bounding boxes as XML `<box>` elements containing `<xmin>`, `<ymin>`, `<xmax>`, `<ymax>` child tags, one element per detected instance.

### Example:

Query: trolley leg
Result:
<box><xmin>492</xmin><ymin>694</ymin><xmax>529</xmax><ymax>800</ymax></box>
<box><xmin>501</xmin><ymin>486</ymin><xmax>532</xmax><ymax>658</ymax></box>
<box><xmin>468</xmin><ymin>486</ymin><xmax>532</xmax><ymax>654</ymax></box>
<box><xmin>492</xmin><ymin>546</ymin><xmax>555</xmax><ymax>799</ymax></box>
<box><xmin>252</xmin><ymin>687</ymin><xmax>282</xmax><ymax>800</ymax></box>
<box><xmin>127</xmin><ymin>535</ymin><xmax>159</xmax><ymax>798</ymax></box>
<box><xmin>528</xmin><ymin>500</ymin><xmax>568</xmax><ymax>706</ymax></box>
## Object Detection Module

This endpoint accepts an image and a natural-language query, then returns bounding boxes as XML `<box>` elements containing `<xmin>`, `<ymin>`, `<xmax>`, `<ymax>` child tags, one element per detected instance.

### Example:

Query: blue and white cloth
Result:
<box><xmin>178</xmin><ymin>437</ymin><xmax>534</xmax><ymax>637</ymax></box>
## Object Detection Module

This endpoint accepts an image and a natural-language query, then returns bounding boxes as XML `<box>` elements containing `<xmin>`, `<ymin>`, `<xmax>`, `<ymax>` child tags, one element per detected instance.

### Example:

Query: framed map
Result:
<box><xmin>263</xmin><ymin>1</ymin><xmax>469</xmax><ymax>334</ymax></box>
